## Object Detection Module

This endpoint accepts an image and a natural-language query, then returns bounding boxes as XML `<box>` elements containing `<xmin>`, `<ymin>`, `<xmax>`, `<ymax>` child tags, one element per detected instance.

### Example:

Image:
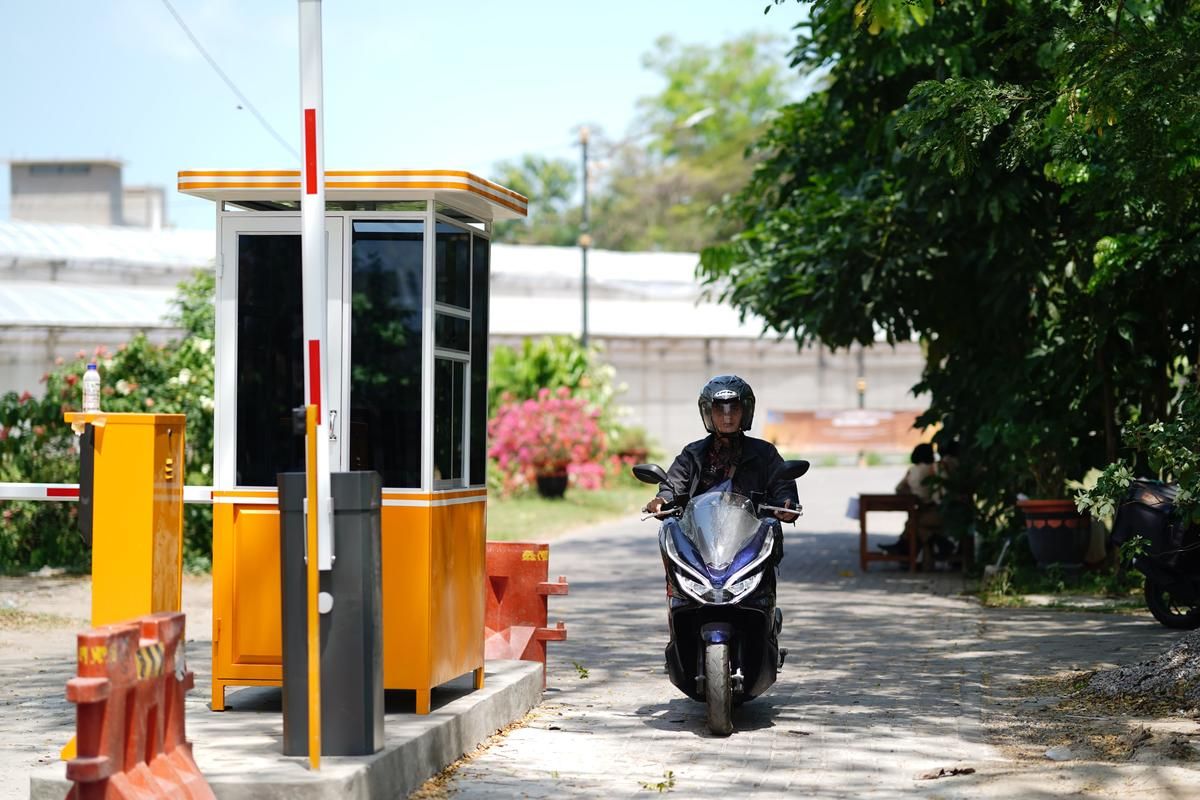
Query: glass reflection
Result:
<box><xmin>235</xmin><ymin>234</ymin><xmax>305</xmax><ymax>486</ymax></box>
<box><xmin>435</xmin><ymin>223</ymin><xmax>471</xmax><ymax>308</ymax></box>
<box><xmin>349</xmin><ymin>221</ymin><xmax>423</xmax><ymax>487</ymax></box>
<box><xmin>434</xmin><ymin>359</ymin><xmax>465</xmax><ymax>482</ymax></box>
<box><xmin>470</xmin><ymin>235</ymin><xmax>489</xmax><ymax>485</ymax></box>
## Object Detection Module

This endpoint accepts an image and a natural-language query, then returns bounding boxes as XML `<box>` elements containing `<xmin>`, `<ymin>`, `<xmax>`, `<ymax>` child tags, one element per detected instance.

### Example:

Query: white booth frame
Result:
<box><xmin>212</xmin><ymin>202</ymin><xmax>491</xmax><ymax>496</ymax></box>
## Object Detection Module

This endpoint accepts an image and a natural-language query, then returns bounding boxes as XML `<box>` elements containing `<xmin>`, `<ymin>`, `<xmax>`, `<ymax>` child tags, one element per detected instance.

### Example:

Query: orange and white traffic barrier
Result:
<box><xmin>484</xmin><ymin>542</ymin><xmax>569</xmax><ymax>689</ymax></box>
<box><xmin>65</xmin><ymin>613</ymin><xmax>214</xmax><ymax>799</ymax></box>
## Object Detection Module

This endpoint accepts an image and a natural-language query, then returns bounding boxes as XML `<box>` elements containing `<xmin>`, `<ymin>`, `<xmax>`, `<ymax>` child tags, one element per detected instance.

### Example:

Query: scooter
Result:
<box><xmin>632</xmin><ymin>460</ymin><xmax>809</xmax><ymax>735</ymax></box>
<box><xmin>1112</xmin><ymin>479</ymin><xmax>1200</xmax><ymax>629</ymax></box>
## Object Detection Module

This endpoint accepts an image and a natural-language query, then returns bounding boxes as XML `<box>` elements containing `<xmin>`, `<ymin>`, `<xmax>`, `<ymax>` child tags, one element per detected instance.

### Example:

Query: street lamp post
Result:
<box><xmin>578</xmin><ymin>126</ymin><xmax>591</xmax><ymax>348</ymax></box>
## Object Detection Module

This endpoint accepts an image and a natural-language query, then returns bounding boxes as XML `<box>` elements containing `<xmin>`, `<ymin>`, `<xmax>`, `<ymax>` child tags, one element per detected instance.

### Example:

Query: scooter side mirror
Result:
<box><xmin>632</xmin><ymin>463</ymin><xmax>669</xmax><ymax>485</ymax></box>
<box><xmin>782</xmin><ymin>460</ymin><xmax>810</xmax><ymax>480</ymax></box>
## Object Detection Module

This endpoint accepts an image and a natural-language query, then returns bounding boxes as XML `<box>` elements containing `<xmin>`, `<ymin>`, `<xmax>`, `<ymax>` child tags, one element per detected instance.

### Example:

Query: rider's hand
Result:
<box><xmin>774</xmin><ymin>500</ymin><xmax>799</xmax><ymax>523</ymax></box>
<box><xmin>643</xmin><ymin>497</ymin><xmax>665</xmax><ymax>514</ymax></box>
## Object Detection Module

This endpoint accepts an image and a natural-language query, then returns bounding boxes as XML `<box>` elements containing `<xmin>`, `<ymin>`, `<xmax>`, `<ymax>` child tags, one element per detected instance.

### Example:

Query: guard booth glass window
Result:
<box><xmin>434</xmin><ymin>222</ymin><xmax>472</xmax><ymax>486</ymax></box>
<box><xmin>235</xmin><ymin>235</ymin><xmax>305</xmax><ymax>486</ymax></box>
<box><xmin>349</xmin><ymin>221</ymin><xmax>424</xmax><ymax>488</ymax></box>
<box><xmin>470</xmin><ymin>235</ymin><xmax>489</xmax><ymax>486</ymax></box>
<box><xmin>435</xmin><ymin>223</ymin><xmax>470</xmax><ymax>308</ymax></box>
<box><xmin>434</xmin><ymin>360</ymin><xmax>465</xmax><ymax>482</ymax></box>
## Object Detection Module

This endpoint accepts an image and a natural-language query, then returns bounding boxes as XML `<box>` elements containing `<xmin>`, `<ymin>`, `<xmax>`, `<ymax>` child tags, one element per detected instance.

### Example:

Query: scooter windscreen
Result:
<box><xmin>680</xmin><ymin>492</ymin><xmax>762</xmax><ymax>570</ymax></box>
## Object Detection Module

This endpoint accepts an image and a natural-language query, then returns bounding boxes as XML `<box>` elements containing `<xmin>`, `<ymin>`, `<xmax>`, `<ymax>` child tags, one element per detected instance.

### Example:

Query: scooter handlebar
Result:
<box><xmin>759</xmin><ymin>503</ymin><xmax>803</xmax><ymax>516</ymax></box>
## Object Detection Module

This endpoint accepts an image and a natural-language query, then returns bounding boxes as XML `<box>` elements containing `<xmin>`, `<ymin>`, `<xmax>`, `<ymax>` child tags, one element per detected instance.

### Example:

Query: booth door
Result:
<box><xmin>211</xmin><ymin>216</ymin><xmax>345</xmax><ymax>690</ymax></box>
<box><xmin>216</xmin><ymin>216</ymin><xmax>346</xmax><ymax>488</ymax></box>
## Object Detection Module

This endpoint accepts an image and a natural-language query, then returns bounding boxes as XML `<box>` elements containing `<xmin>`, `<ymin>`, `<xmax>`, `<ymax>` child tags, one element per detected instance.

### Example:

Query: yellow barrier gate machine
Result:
<box><xmin>179</xmin><ymin>169</ymin><xmax>527</xmax><ymax>713</ymax></box>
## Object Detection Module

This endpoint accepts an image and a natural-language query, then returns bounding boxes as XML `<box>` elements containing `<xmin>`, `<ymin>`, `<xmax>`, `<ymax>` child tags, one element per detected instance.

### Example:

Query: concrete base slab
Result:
<box><xmin>30</xmin><ymin>659</ymin><xmax>541</xmax><ymax>799</ymax></box>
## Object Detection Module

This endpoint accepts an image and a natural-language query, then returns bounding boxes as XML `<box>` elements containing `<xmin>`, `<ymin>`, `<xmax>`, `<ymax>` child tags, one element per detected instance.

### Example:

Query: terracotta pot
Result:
<box><xmin>1016</xmin><ymin>498</ymin><xmax>1091</xmax><ymax>567</ymax></box>
<box><xmin>535</xmin><ymin>473</ymin><xmax>569</xmax><ymax>499</ymax></box>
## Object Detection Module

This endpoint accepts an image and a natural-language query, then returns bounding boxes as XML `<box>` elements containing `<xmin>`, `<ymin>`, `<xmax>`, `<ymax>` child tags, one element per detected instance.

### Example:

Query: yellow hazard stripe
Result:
<box><xmin>136</xmin><ymin>643</ymin><xmax>164</xmax><ymax>679</ymax></box>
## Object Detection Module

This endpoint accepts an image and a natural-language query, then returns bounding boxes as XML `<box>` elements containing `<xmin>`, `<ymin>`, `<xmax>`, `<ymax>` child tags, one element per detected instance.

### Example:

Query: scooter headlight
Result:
<box><xmin>677</xmin><ymin>574</ymin><xmax>710</xmax><ymax>602</ymax></box>
<box><xmin>726</xmin><ymin>572</ymin><xmax>762</xmax><ymax>601</ymax></box>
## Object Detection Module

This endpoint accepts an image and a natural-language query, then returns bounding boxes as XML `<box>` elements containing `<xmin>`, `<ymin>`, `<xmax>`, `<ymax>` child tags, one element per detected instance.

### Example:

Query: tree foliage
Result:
<box><xmin>488</xmin><ymin>335</ymin><xmax>617</xmax><ymax>415</ymax></box>
<box><xmin>490</xmin><ymin>154</ymin><xmax>579</xmax><ymax>246</ymax></box>
<box><xmin>702</xmin><ymin>0</ymin><xmax>1200</xmax><ymax>538</ymax></box>
<box><xmin>0</xmin><ymin>272</ymin><xmax>216</xmax><ymax>571</ymax></box>
<box><xmin>491</xmin><ymin>32</ymin><xmax>796</xmax><ymax>253</ymax></box>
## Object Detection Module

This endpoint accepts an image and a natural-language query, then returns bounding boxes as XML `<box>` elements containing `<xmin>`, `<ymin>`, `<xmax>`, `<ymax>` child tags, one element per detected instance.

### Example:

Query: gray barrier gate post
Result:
<box><xmin>279</xmin><ymin>470</ymin><xmax>384</xmax><ymax>756</ymax></box>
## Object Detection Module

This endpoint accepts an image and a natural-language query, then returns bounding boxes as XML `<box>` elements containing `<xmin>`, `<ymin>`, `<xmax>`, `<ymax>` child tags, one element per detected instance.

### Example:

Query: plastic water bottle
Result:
<box><xmin>82</xmin><ymin>363</ymin><xmax>101</xmax><ymax>413</ymax></box>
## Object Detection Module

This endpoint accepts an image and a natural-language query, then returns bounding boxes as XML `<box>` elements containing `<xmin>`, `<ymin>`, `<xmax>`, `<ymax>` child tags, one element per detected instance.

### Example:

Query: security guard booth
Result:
<box><xmin>178</xmin><ymin>170</ymin><xmax>527</xmax><ymax>713</ymax></box>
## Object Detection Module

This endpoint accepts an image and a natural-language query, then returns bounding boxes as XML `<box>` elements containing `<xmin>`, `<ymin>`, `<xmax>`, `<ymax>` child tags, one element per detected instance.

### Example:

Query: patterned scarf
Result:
<box><xmin>698</xmin><ymin>434</ymin><xmax>742</xmax><ymax>495</ymax></box>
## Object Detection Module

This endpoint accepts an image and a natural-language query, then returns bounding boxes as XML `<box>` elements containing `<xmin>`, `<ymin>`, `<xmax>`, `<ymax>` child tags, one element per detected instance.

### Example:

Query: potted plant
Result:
<box><xmin>1012</xmin><ymin>422</ymin><xmax>1092</xmax><ymax>568</ymax></box>
<box><xmin>488</xmin><ymin>387</ymin><xmax>607</xmax><ymax>499</ymax></box>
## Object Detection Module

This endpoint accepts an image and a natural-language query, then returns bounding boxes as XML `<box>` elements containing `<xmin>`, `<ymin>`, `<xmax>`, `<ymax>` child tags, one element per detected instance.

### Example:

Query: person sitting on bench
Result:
<box><xmin>879</xmin><ymin>443</ymin><xmax>949</xmax><ymax>568</ymax></box>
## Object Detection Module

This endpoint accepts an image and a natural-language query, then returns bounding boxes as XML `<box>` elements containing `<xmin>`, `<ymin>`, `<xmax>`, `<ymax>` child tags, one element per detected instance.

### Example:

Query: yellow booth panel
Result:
<box><xmin>211</xmin><ymin>500</ymin><xmax>285</xmax><ymax>711</ymax></box>
<box><xmin>428</xmin><ymin>501</ymin><xmax>486</xmax><ymax>687</ymax></box>
<box><xmin>381</xmin><ymin>504</ymin><xmax>433</xmax><ymax>690</ymax></box>
<box><xmin>211</xmin><ymin>490</ymin><xmax>486</xmax><ymax>713</ymax></box>
<box><xmin>231</xmin><ymin>507</ymin><xmax>284</xmax><ymax>665</ymax></box>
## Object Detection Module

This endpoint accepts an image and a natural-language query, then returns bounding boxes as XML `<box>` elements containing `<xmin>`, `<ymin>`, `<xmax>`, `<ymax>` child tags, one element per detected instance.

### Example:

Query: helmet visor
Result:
<box><xmin>713</xmin><ymin>400</ymin><xmax>741</xmax><ymax>416</ymax></box>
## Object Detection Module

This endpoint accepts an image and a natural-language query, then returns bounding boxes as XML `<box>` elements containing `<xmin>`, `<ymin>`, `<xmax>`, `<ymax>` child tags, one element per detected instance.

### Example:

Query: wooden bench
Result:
<box><xmin>858</xmin><ymin>493</ymin><xmax>920</xmax><ymax>572</ymax></box>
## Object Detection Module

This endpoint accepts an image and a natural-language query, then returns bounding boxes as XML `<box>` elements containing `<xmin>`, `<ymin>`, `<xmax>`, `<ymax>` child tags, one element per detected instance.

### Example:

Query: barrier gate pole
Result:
<box><xmin>299</xmin><ymin>0</ymin><xmax>328</xmax><ymax>770</ymax></box>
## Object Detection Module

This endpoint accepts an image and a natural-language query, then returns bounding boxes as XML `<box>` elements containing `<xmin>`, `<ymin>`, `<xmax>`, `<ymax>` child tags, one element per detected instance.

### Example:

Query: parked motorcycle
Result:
<box><xmin>632</xmin><ymin>460</ymin><xmax>809</xmax><ymax>735</ymax></box>
<box><xmin>1112</xmin><ymin>479</ymin><xmax>1200</xmax><ymax>629</ymax></box>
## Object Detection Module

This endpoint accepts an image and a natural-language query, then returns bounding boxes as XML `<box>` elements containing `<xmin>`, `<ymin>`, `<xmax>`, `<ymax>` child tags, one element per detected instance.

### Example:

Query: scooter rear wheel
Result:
<box><xmin>704</xmin><ymin>643</ymin><xmax>733</xmax><ymax>736</ymax></box>
<box><xmin>1144</xmin><ymin>577</ymin><xmax>1200</xmax><ymax>630</ymax></box>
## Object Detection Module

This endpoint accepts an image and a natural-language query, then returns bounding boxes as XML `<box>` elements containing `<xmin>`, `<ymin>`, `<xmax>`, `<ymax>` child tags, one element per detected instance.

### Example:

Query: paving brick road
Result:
<box><xmin>439</xmin><ymin>467</ymin><xmax>1196</xmax><ymax>799</ymax></box>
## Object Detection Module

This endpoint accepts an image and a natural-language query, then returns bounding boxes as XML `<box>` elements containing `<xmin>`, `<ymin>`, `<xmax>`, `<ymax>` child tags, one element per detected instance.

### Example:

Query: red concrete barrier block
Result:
<box><xmin>484</xmin><ymin>542</ymin><xmax>569</xmax><ymax>688</ymax></box>
<box><xmin>64</xmin><ymin>613</ymin><xmax>214</xmax><ymax>800</ymax></box>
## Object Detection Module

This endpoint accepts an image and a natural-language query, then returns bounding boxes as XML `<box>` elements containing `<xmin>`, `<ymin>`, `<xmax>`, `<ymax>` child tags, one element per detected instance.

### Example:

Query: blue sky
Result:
<box><xmin>0</xmin><ymin>1</ymin><xmax>807</xmax><ymax>230</ymax></box>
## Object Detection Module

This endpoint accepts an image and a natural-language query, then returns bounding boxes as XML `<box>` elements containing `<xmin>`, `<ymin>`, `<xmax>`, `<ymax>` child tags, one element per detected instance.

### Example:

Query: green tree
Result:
<box><xmin>490</xmin><ymin>32</ymin><xmax>796</xmax><ymax>253</ymax></box>
<box><xmin>490</xmin><ymin>154</ymin><xmax>579</xmax><ymax>246</ymax></box>
<box><xmin>701</xmin><ymin>1</ymin><xmax>1200</xmax><ymax>540</ymax></box>
<box><xmin>488</xmin><ymin>335</ymin><xmax>616</xmax><ymax>416</ymax></box>
<box><xmin>0</xmin><ymin>271</ymin><xmax>216</xmax><ymax>571</ymax></box>
<box><xmin>593</xmin><ymin>33</ymin><xmax>796</xmax><ymax>252</ymax></box>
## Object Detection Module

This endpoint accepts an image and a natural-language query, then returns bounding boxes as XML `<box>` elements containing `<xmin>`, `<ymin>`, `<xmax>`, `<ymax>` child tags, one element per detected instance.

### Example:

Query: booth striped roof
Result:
<box><xmin>178</xmin><ymin>169</ymin><xmax>528</xmax><ymax>220</ymax></box>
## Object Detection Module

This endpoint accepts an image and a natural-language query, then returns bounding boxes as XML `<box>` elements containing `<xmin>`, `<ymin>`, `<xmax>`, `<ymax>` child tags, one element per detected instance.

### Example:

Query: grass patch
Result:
<box><xmin>487</xmin><ymin>483</ymin><xmax>648</xmax><ymax>541</ymax></box>
<box><xmin>977</xmin><ymin>562</ymin><xmax>1144</xmax><ymax>608</ymax></box>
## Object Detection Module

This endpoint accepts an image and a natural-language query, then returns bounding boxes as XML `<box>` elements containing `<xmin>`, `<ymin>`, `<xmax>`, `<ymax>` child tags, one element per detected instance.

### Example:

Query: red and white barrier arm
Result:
<box><xmin>0</xmin><ymin>483</ymin><xmax>214</xmax><ymax>504</ymax></box>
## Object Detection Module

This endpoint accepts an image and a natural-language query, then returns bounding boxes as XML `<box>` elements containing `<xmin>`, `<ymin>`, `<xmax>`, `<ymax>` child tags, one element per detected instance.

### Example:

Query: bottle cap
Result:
<box><xmin>87</xmin><ymin>363</ymin><xmax>97</xmax><ymax>369</ymax></box>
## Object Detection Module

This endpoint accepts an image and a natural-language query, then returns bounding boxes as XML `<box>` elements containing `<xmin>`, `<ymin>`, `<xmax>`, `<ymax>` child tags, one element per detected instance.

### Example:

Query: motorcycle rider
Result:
<box><xmin>644</xmin><ymin>375</ymin><xmax>800</xmax><ymax>526</ymax></box>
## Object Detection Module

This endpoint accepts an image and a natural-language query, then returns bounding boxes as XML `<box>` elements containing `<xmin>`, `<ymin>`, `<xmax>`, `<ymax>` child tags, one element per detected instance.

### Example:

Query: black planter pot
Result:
<box><xmin>535</xmin><ymin>473</ymin><xmax>569</xmax><ymax>499</ymax></box>
<box><xmin>1017</xmin><ymin>499</ymin><xmax>1091</xmax><ymax>568</ymax></box>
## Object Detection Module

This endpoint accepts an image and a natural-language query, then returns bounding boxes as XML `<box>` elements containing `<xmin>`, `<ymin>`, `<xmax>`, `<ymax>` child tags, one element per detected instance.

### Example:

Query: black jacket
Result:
<box><xmin>656</xmin><ymin>434</ymin><xmax>800</xmax><ymax>510</ymax></box>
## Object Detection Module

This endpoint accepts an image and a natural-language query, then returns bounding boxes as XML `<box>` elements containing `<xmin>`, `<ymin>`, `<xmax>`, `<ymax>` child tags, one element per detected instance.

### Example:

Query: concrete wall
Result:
<box><xmin>10</xmin><ymin>162</ymin><xmax>123</xmax><ymax>226</ymax></box>
<box><xmin>492</xmin><ymin>333</ymin><xmax>928</xmax><ymax>458</ymax></box>
<box><xmin>122</xmin><ymin>185</ymin><xmax>166</xmax><ymax>230</ymax></box>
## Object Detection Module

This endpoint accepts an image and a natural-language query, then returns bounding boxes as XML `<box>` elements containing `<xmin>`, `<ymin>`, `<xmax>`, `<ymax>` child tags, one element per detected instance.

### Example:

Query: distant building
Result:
<box><xmin>9</xmin><ymin>160</ymin><xmax>167</xmax><ymax>229</ymax></box>
<box><xmin>0</xmin><ymin>219</ymin><xmax>210</xmax><ymax>395</ymax></box>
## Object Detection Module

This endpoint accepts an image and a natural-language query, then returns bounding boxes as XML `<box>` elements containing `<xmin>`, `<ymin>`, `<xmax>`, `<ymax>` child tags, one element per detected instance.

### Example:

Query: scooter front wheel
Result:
<box><xmin>704</xmin><ymin>643</ymin><xmax>733</xmax><ymax>736</ymax></box>
<box><xmin>1144</xmin><ymin>577</ymin><xmax>1200</xmax><ymax>630</ymax></box>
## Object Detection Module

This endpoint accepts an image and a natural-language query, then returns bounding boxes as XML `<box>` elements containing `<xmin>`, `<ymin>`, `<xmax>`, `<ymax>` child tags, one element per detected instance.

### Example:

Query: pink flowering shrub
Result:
<box><xmin>488</xmin><ymin>387</ymin><xmax>608</xmax><ymax>495</ymax></box>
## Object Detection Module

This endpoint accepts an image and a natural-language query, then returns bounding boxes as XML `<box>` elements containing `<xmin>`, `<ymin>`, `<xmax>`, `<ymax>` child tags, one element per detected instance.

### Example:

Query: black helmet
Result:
<box><xmin>698</xmin><ymin>375</ymin><xmax>755</xmax><ymax>433</ymax></box>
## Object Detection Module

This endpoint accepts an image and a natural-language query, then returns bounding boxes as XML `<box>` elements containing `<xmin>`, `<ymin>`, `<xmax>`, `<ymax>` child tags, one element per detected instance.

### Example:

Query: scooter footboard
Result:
<box><xmin>665</xmin><ymin>605</ymin><xmax>776</xmax><ymax>702</ymax></box>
